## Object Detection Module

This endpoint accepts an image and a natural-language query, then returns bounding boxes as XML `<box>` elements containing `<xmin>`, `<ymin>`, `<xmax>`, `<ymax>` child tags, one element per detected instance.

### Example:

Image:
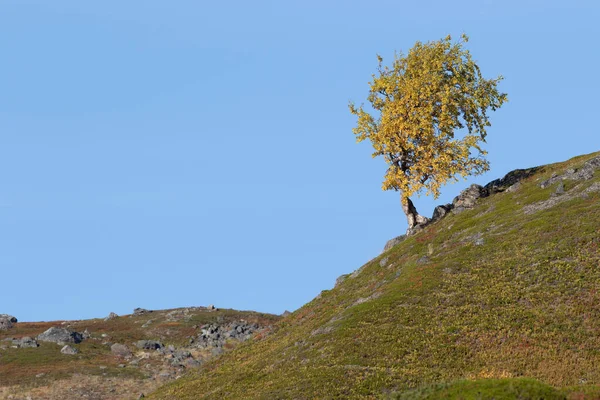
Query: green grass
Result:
<box><xmin>149</xmin><ymin>151</ymin><xmax>600</xmax><ymax>399</ymax></box>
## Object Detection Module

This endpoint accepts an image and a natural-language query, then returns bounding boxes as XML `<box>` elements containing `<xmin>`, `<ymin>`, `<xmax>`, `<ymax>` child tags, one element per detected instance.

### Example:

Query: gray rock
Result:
<box><xmin>111</xmin><ymin>343</ymin><xmax>132</xmax><ymax>358</ymax></box>
<box><xmin>0</xmin><ymin>314</ymin><xmax>17</xmax><ymax>323</ymax></box>
<box><xmin>60</xmin><ymin>345</ymin><xmax>78</xmax><ymax>355</ymax></box>
<box><xmin>104</xmin><ymin>312</ymin><xmax>118</xmax><ymax>321</ymax></box>
<box><xmin>379</xmin><ymin>257</ymin><xmax>389</xmax><ymax>268</ymax></box>
<box><xmin>431</xmin><ymin>203</ymin><xmax>453</xmax><ymax>222</ymax></box>
<box><xmin>540</xmin><ymin>156</ymin><xmax>600</xmax><ymax>188</ymax></box>
<box><xmin>485</xmin><ymin>167</ymin><xmax>539</xmax><ymax>194</ymax></box>
<box><xmin>0</xmin><ymin>318</ymin><xmax>13</xmax><ymax>330</ymax></box>
<box><xmin>37</xmin><ymin>327</ymin><xmax>84</xmax><ymax>344</ymax></box>
<box><xmin>133</xmin><ymin>308</ymin><xmax>150</xmax><ymax>316</ymax></box>
<box><xmin>207</xmin><ymin>304</ymin><xmax>216</xmax><ymax>310</ymax></box>
<box><xmin>555</xmin><ymin>182</ymin><xmax>565</xmax><ymax>195</ymax></box>
<box><xmin>135</xmin><ymin>340</ymin><xmax>163</xmax><ymax>350</ymax></box>
<box><xmin>383</xmin><ymin>235</ymin><xmax>406</xmax><ymax>253</ymax></box>
<box><xmin>13</xmin><ymin>337</ymin><xmax>38</xmax><ymax>348</ymax></box>
<box><xmin>452</xmin><ymin>184</ymin><xmax>487</xmax><ymax>213</ymax></box>
<box><xmin>281</xmin><ymin>310</ymin><xmax>292</xmax><ymax>317</ymax></box>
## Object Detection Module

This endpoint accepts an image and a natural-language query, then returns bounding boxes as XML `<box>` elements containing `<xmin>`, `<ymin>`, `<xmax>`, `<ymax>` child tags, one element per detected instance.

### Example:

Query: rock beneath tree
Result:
<box><xmin>431</xmin><ymin>203</ymin><xmax>454</xmax><ymax>222</ymax></box>
<box><xmin>37</xmin><ymin>327</ymin><xmax>84</xmax><ymax>344</ymax></box>
<box><xmin>452</xmin><ymin>184</ymin><xmax>487</xmax><ymax>213</ymax></box>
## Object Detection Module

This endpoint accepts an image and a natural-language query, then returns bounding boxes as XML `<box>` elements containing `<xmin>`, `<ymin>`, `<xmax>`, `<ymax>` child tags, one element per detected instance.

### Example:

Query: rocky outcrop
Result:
<box><xmin>540</xmin><ymin>156</ymin><xmax>600</xmax><ymax>188</ymax></box>
<box><xmin>104</xmin><ymin>312</ymin><xmax>118</xmax><ymax>321</ymax></box>
<box><xmin>0</xmin><ymin>314</ymin><xmax>17</xmax><ymax>323</ymax></box>
<box><xmin>452</xmin><ymin>184</ymin><xmax>487</xmax><ymax>214</ymax></box>
<box><xmin>0</xmin><ymin>317</ymin><xmax>13</xmax><ymax>330</ymax></box>
<box><xmin>383</xmin><ymin>235</ymin><xmax>407</xmax><ymax>252</ymax></box>
<box><xmin>37</xmin><ymin>327</ymin><xmax>84</xmax><ymax>344</ymax></box>
<box><xmin>485</xmin><ymin>167</ymin><xmax>540</xmax><ymax>194</ymax></box>
<box><xmin>10</xmin><ymin>336</ymin><xmax>39</xmax><ymax>348</ymax></box>
<box><xmin>192</xmin><ymin>322</ymin><xmax>261</xmax><ymax>350</ymax></box>
<box><xmin>133</xmin><ymin>308</ymin><xmax>151</xmax><ymax>316</ymax></box>
<box><xmin>384</xmin><ymin>165</ymin><xmax>545</xmax><ymax>251</ymax></box>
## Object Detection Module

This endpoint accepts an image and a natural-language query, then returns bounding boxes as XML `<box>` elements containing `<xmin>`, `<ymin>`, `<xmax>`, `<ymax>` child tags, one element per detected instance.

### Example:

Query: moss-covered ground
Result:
<box><xmin>150</xmin><ymin>151</ymin><xmax>600</xmax><ymax>399</ymax></box>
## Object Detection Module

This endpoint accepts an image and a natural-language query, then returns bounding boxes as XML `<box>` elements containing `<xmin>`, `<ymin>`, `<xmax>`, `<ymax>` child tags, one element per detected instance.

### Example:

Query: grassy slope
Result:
<box><xmin>0</xmin><ymin>308</ymin><xmax>279</xmax><ymax>389</ymax></box>
<box><xmin>151</xmin><ymin>152</ymin><xmax>600</xmax><ymax>399</ymax></box>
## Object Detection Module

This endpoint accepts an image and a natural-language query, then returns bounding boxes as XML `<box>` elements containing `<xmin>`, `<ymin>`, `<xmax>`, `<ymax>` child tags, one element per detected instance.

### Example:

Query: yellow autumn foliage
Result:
<box><xmin>350</xmin><ymin>34</ymin><xmax>507</xmax><ymax>202</ymax></box>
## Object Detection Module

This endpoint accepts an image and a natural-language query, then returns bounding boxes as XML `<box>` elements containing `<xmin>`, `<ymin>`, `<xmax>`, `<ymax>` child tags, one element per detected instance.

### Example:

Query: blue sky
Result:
<box><xmin>1</xmin><ymin>1</ymin><xmax>599</xmax><ymax>322</ymax></box>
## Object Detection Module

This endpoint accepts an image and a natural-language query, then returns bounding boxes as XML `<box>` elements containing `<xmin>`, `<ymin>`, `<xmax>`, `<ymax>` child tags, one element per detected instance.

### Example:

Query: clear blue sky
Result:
<box><xmin>1</xmin><ymin>1</ymin><xmax>599</xmax><ymax>322</ymax></box>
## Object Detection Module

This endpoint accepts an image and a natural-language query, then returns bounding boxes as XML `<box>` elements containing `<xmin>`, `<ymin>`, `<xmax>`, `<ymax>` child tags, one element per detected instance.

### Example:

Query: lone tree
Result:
<box><xmin>349</xmin><ymin>34</ymin><xmax>507</xmax><ymax>232</ymax></box>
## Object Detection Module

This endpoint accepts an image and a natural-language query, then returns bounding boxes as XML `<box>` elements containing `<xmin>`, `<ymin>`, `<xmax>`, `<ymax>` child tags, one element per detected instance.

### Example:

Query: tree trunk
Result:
<box><xmin>401</xmin><ymin>195</ymin><xmax>429</xmax><ymax>232</ymax></box>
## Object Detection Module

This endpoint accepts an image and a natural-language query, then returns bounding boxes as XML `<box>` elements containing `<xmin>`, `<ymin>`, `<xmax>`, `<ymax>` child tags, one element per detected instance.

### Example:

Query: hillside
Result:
<box><xmin>0</xmin><ymin>306</ymin><xmax>280</xmax><ymax>399</ymax></box>
<box><xmin>151</xmin><ymin>151</ymin><xmax>600</xmax><ymax>399</ymax></box>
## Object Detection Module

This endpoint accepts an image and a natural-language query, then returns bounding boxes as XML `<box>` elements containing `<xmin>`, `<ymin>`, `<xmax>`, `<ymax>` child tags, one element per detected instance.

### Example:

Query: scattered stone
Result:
<box><xmin>104</xmin><ymin>312</ymin><xmax>118</xmax><ymax>321</ymax></box>
<box><xmin>60</xmin><ymin>345</ymin><xmax>78</xmax><ymax>355</ymax></box>
<box><xmin>111</xmin><ymin>343</ymin><xmax>132</xmax><ymax>358</ymax></box>
<box><xmin>0</xmin><ymin>318</ymin><xmax>13</xmax><ymax>330</ymax></box>
<box><xmin>0</xmin><ymin>314</ymin><xmax>17</xmax><ymax>323</ymax></box>
<box><xmin>383</xmin><ymin>235</ymin><xmax>406</xmax><ymax>253</ymax></box>
<box><xmin>37</xmin><ymin>327</ymin><xmax>84</xmax><ymax>344</ymax></box>
<box><xmin>141</xmin><ymin>320</ymin><xmax>153</xmax><ymax>328</ymax></box>
<box><xmin>135</xmin><ymin>340</ymin><xmax>163</xmax><ymax>350</ymax></box>
<box><xmin>540</xmin><ymin>156</ymin><xmax>600</xmax><ymax>188</ymax></box>
<box><xmin>82</xmin><ymin>329</ymin><xmax>91</xmax><ymax>339</ymax></box>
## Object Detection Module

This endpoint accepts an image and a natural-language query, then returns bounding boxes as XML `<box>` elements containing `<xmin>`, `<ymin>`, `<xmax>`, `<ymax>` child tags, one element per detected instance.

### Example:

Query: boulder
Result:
<box><xmin>135</xmin><ymin>340</ymin><xmax>163</xmax><ymax>350</ymax></box>
<box><xmin>104</xmin><ymin>312</ymin><xmax>118</xmax><ymax>321</ymax></box>
<box><xmin>383</xmin><ymin>235</ymin><xmax>406</xmax><ymax>253</ymax></box>
<box><xmin>431</xmin><ymin>203</ymin><xmax>454</xmax><ymax>222</ymax></box>
<box><xmin>13</xmin><ymin>336</ymin><xmax>38</xmax><ymax>348</ymax></box>
<box><xmin>485</xmin><ymin>167</ymin><xmax>539</xmax><ymax>194</ymax></box>
<box><xmin>0</xmin><ymin>318</ymin><xmax>13</xmax><ymax>331</ymax></box>
<box><xmin>111</xmin><ymin>343</ymin><xmax>132</xmax><ymax>358</ymax></box>
<box><xmin>60</xmin><ymin>345</ymin><xmax>78</xmax><ymax>355</ymax></box>
<box><xmin>133</xmin><ymin>308</ymin><xmax>150</xmax><ymax>316</ymax></box>
<box><xmin>37</xmin><ymin>327</ymin><xmax>84</xmax><ymax>344</ymax></box>
<box><xmin>0</xmin><ymin>314</ymin><xmax>17</xmax><ymax>323</ymax></box>
<box><xmin>452</xmin><ymin>184</ymin><xmax>487</xmax><ymax>213</ymax></box>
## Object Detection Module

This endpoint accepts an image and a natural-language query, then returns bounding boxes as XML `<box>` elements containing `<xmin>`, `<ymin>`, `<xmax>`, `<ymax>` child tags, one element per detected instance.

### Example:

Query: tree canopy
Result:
<box><xmin>349</xmin><ymin>34</ymin><xmax>507</xmax><ymax>230</ymax></box>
